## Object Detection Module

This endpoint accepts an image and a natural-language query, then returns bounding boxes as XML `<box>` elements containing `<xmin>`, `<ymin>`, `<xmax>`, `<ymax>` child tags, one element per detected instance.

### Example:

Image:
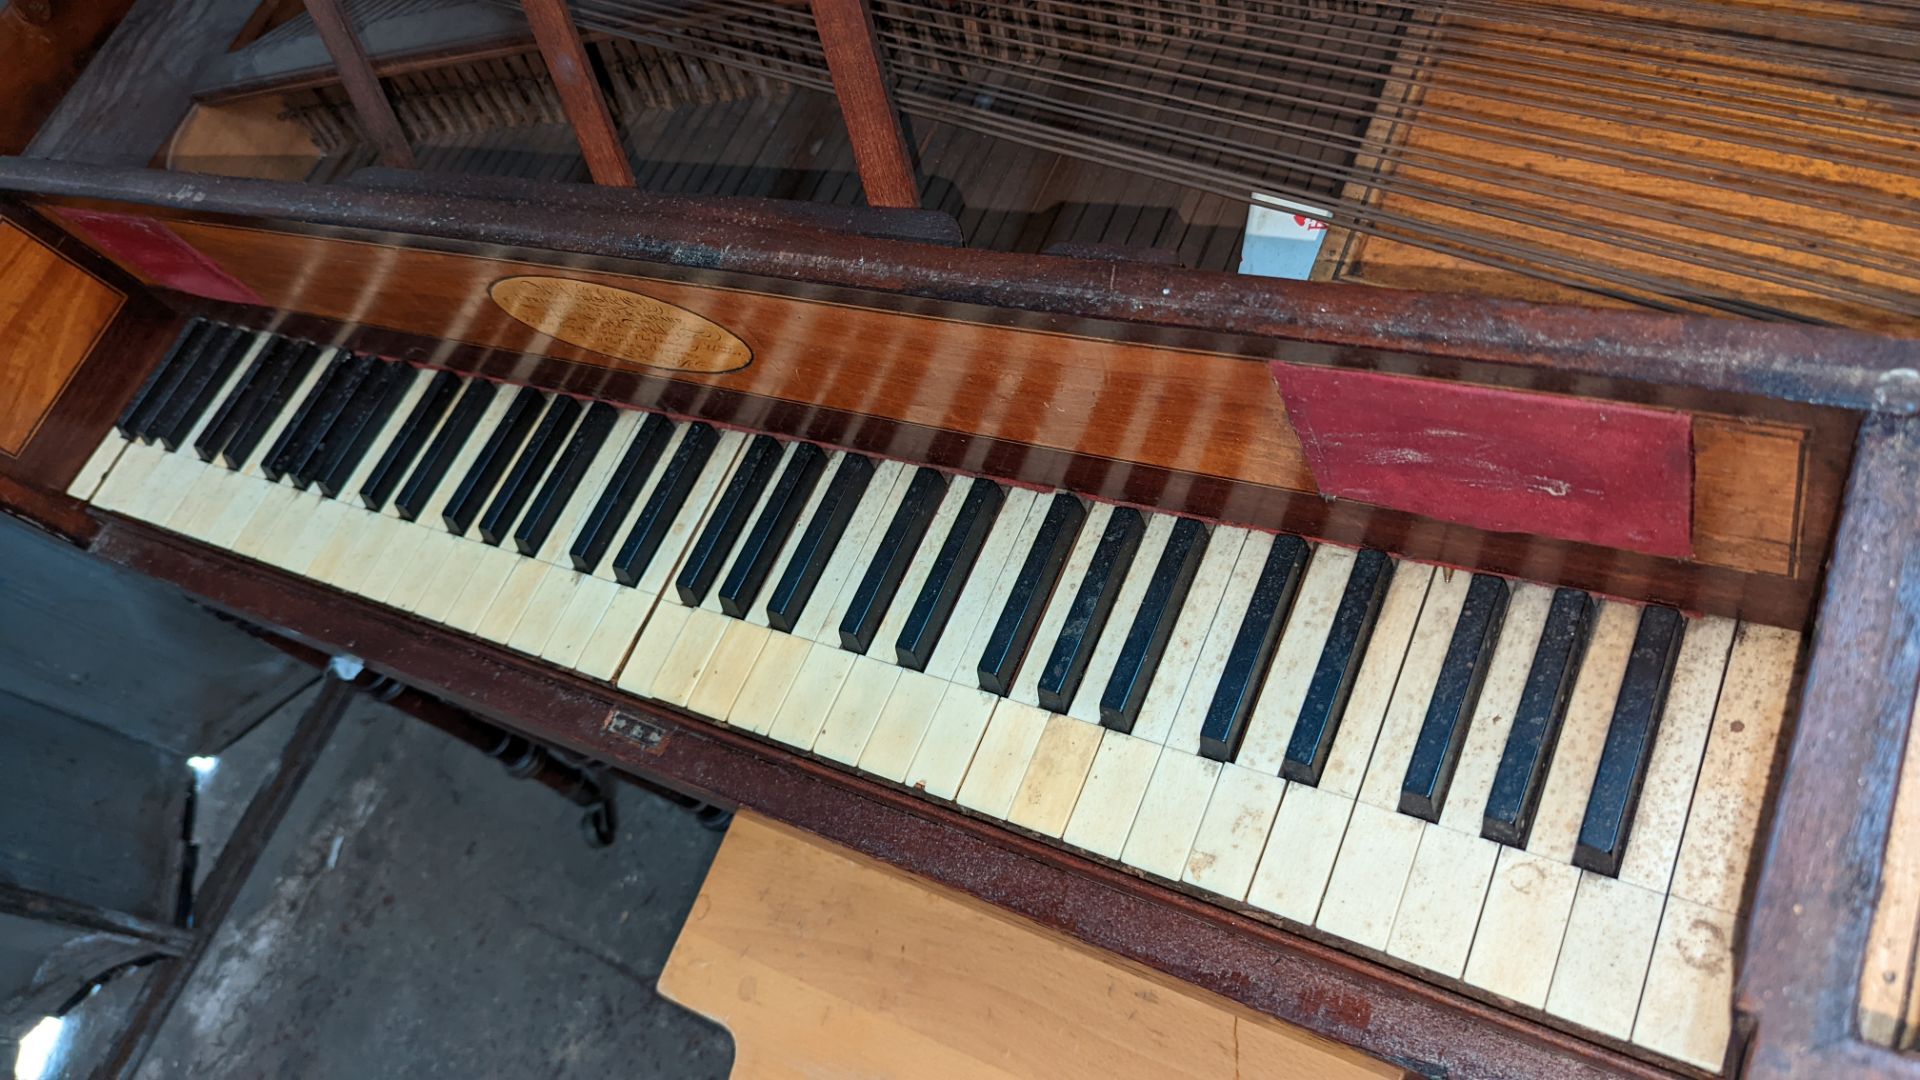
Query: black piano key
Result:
<box><xmin>676</xmin><ymin>434</ymin><xmax>784</xmax><ymax>605</ymax></box>
<box><xmin>118</xmin><ymin>320</ymin><xmax>206</xmax><ymax>437</ymax></box>
<box><xmin>977</xmin><ymin>492</ymin><xmax>1085</xmax><ymax>696</ymax></box>
<box><xmin>394</xmin><ymin>378</ymin><xmax>495</xmax><ymax>522</ymax></box>
<box><xmin>573</xmin><ymin>413</ymin><xmax>676</xmax><ymax>575</ymax></box>
<box><xmin>720</xmin><ymin>442</ymin><xmax>829</xmax><ymax>618</ymax></box>
<box><xmin>1036</xmin><ymin>506</ymin><xmax>1146</xmax><ymax>714</ymax></box>
<box><xmin>1098</xmin><ymin>516</ymin><xmax>1211</xmax><ymax>732</ymax></box>
<box><xmin>516</xmin><ymin>401</ymin><xmax>619</xmax><ymax>557</ymax></box>
<box><xmin>195</xmin><ymin>333</ymin><xmax>279</xmax><ymax>463</ymax></box>
<box><xmin>612</xmin><ymin>422</ymin><xmax>720</xmax><ymax>587</ymax></box>
<box><xmin>479</xmin><ymin>394</ymin><xmax>581</xmax><ymax>545</ymax></box>
<box><xmin>1196</xmin><ymin>535</ymin><xmax>1312</xmax><ymax>759</ymax></box>
<box><xmin>220</xmin><ymin>341</ymin><xmax>322</xmax><ymax>471</ymax></box>
<box><xmin>1481</xmin><ymin>587</ymin><xmax>1595</xmax><ymax>847</ymax></box>
<box><xmin>129</xmin><ymin>320</ymin><xmax>221</xmax><ymax>442</ymax></box>
<box><xmin>1283</xmin><ymin>550</ymin><xmax>1395</xmax><ymax>786</ymax></box>
<box><xmin>314</xmin><ymin>363</ymin><xmax>416</xmax><ymax>498</ymax></box>
<box><xmin>838</xmin><ymin>467</ymin><xmax>948</xmax><ymax>654</ymax></box>
<box><xmin>895</xmin><ymin>477</ymin><xmax>1006</xmax><ymax>671</ymax></box>
<box><xmin>360</xmin><ymin>370</ymin><xmax>460</xmax><ymax>511</ymax></box>
<box><xmin>154</xmin><ymin>325</ymin><xmax>250</xmax><ymax>451</ymax></box>
<box><xmin>444</xmin><ymin>386</ymin><xmax>545</xmax><ymax>536</ymax></box>
<box><xmin>764</xmin><ymin>453</ymin><xmax>875</xmax><ymax>633</ymax></box>
<box><xmin>1574</xmin><ymin>606</ymin><xmax>1686</xmax><ymax>877</ymax></box>
<box><xmin>287</xmin><ymin>353</ymin><xmax>377</xmax><ymax>488</ymax></box>
<box><xmin>262</xmin><ymin>350</ymin><xmax>352</xmax><ymax>482</ymax></box>
<box><xmin>1400</xmin><ymin>574</ymin><xmax>1511</xmax><ymax>822</ymax></box>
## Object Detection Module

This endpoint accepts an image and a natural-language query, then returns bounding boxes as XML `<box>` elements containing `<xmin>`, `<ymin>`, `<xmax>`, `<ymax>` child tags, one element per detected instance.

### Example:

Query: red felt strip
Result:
<box><xmin>52</xmin><ymin>208</ymin><xmax>261</xmax><ymax>306</ymax></box>
<box><xmin>1272</xmin><ymin>364</ymin><xmax>1693</xmax><ymax>560</ymax></box>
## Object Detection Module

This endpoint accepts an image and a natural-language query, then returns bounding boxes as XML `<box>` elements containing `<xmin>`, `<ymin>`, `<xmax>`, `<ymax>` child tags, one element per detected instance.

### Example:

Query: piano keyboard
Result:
<box><xmin>74</xmin><ymin>322</ymin><xmax>1800</xmax><ymax>1071</ymax></box>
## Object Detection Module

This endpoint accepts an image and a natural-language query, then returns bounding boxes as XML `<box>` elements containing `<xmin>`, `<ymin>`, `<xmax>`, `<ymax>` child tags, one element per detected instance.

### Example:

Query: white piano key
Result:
<box><xmin>304</xmin><ymin>503</ymin><xmax>379</xmax><ymax>585</ymax></box>
<box><xmin>505</xmin><ymin>565</ymin><xmax>581</xmax><ymax>655</ymax></box>
<box><xmin>1233</xmin><ymin>545</ymin><xmax>1356</xmax><ymax>775</ymax></box>
<box><xmin>67</xmin><ymin>433</ymin><xmax>128</xmax><ymax>501</ymax></box>
<box><xmin>589</xmin><ymin>419</ymin><xmax>692</xmax><ymax>582</ymax></box>
<box><xmin>355</xmin><ymin>518</ymin><xmax>431</xmax><ymax>603</ymax></box>
<box><xmin>1123</xmin><ymin>521</ymin><xmax>1248</xmax><ymax>746</ymax></box>
<box><xmin>613</xmin><ymin>598</ymin><xmax>693</xmax><ymax>697</ymax></box>
<box><xmin>866</xmin><ymin>477</ymin><xmax>972</xmax><ymax>657</ymax></box>
<box><xmin>1316</xmin><ymin>800</ymin><xmax>1425</xmax><ymax>950</ymax></box>
<box><xmin>698</xmin><ymin>440</ymin><xmax>798</xmax><ymax>615</ymax></box>
<box><xmin>1527</xmin><ymin>600</ymin><xmax>1640</xmax><ymax>864</ymax></box>
<box><xmin>809</xmin><ymin>654</ymin><xmax>901</xmax><ymax>764</ymax></box>
<box><xmin>541</xmin><ymin>576</ymin><xmax>620</xmax><ymax>669</ymax></box>
<box><xmin>796</xmin><ymin>459</ymin><xmax>909</xmax><ymax>643</ymax></box>
<box><xmin>924</xmin><ymin>487</ymin><xmax>1039</xmax><ymax>682</ymax></box>
<box><xmin>90</xmin><ymin>442</ymin><xmax>166</xmax><ymax>513</ymax></box>
<box><xmin>540</xmin><ymin>408</ymin><xmax>642</xmax><ymax>566</ymax></box>
<box><xmin>433</xmin><ymin>388</ymin><xmax>518</xmax><ymax>526</ymax></box>
<box><xmin>328</xmin><ymin>511</ymin><xmax>404</xmax><ymax>595</ymax></box>
<box><xmin>1462</xmin><ymin>845</ymin><xmax>1581</xmax><ymax>1008</ymax></box>
<box><xmin>746</xmin><ymin>448</ymin><xmax>845</xmax><ymax>628</ymax></box>
<box><xmin>1355</xmin><ymin>568</ymin><xmax>1473</xmax><ymax>811</ymax></box>
<box><xmin>241</xmin><ymin>348</ymin><xmax>334</xmax><ymax>480</ymax></box>
<box><xmin>408</xmin><ymin>535</ymin><xmax>482</xmax><ymax>621</ymax></box>
<box><xmin>649</xmin><ymin>606</ymin><xmax>732</xmax><ymax>706</ymax></box>
<box><xmin>902</xmin><ymin>685</ymin><xmax>999</xmax><ymax>801</ymax></box>
<box><xmin>1006</xmin><ymin>712</ymin><xmax>1105</xmax><ymax>838</ymax></box>
<box><xmin>632</xmin><ymin>429</ymin><xmax>750</xmax><ymax>597</ymax></box>
<box><xmin>955</xmin><ymin>699</ymin><xmax>1051</xmax><ymax>818</ymax></box>
<box><xmin>686</xmin><ymin>620</ymin><xmax>771</xmax><ymax>722</ymax></box>
<box><xmin>1061</xmin><ymin>730</ymin><xmax>1163</xmax><ymax>860</ymax></box>
<box><xmin>448</xmin><ymin>545</ymin><xmax>523</xmax><ymax>633</ymax></box>
<box><xmin>575</xmin><ymin>585</ymin><xmax>655</xmax><ymax>682</ymax></box>
<box><xmin>1545</xmin><ymin>871</ymin><xmax>1664</xmax><ymax>1040</ymax></box>
<box><xmin>198</xmin><ymin>473</ymin><xmax>277</xmax><ymax>551</ymax></box>
<box><xmin>163</xmin><ymin>460</ymin><xmax>244</xmax><ymax>540</ymax></box>
<box><xmin>253</xmin><ymin>489</ymin><xmax>325</xmax><ymax>569</ymax></box>
<box><xmin>764</xmin><ymin>646</ymin><xmax>858</xmax><ymax>749</ymax></box>
<box><xmin>1162</xmin><ymin>528</ymin><xmax>1265</xmax><ymax>753</ymax></box>
<box><xmin>1119</xmin><ymin>750</ymin><xmax>1221</xmax><ymax>880</ymax></box>
<box><xmin>1438</xmin><ymin>583</ymin><xmax>1555</xmax><ymax>835</ymax></box>
<box><xmin>1065</xmin><ymin>514</ymin><xmax>1177</xmax><ymax>725</ymax></box>
<box><xmin>1181</xmin><ymin>763</ymin><xmax>1284</xmax><ymax>901</ymax></box>
<box><xmin>1010</xmin><ymin>503</ymin><xmax>1114</xmax><ymax>707</ymax></box>
<box><xmin>855</xmin><ymin>669</ymin><xmax>951</xmax><ymax>782</ymax></box>
<box><xmin>1668</xmin><ymin>623</ymin><xmax>1798</xmax><ymax>913</ymax></box>
<box><xmin>726</xmin><ymin>632</ymin><xmax>813</xmax><ymax>734</ymax></box>
<box><xmin>229</xmin><ymin>485</ymin><xmax>302</xmax><ymax>562</ymax></box>
<box><xmin>1617</xmin><ymin>615</ymin><xmax>1735</xmax><ymax>894</ymax></box>
<box><xmin>1384</xmin><ymin>824</ymin><xmax>1500</xmax><ymax>978</ymax></box>
<box><xmin>275</xmin><ymin>497</ymin><xmax>348</xmax><ymax>575</ymax></box>
<box><xmin>1318</xmin><ymin>563</ymin><xmax>1435</xmax><ymax>799</ymax></box>
<box><xmin>1245</xmin><ymin>783</ymin><xmax>1355</xmax><ymax>924</ymax></box>
<box><xmin>1632</xmin><ymin>895</ymin><xmax>1737</xmax><ymax>1071</ymax></box>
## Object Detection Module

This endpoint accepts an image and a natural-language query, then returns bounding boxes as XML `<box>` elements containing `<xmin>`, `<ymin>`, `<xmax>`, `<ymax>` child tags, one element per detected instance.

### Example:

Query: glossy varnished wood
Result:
<box><xmin>84</xmin><ymin>514</ymin><xmax>1676</xmax><ymax>1080</ymax></box>
<box><xmin>0</xmin><ymin>218</ymin><xmax>123</xmax><ymax>454</ymax></box>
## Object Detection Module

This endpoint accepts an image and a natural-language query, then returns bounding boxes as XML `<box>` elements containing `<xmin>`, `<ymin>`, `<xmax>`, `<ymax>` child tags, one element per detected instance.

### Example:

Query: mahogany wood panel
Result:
<box><xmin>1740</xmin><ymin>414</ymin><xmax>1920</xmax><ymax>1080</ymax></box>
<box><xmin>146</xmin><ymin>219</ymin><xmax>1804</xmax><ymax>585</ymax></box>
<box><xmin>518</xmin><ymin>0</ymin><xmax>635</xmax><ymax>186</ymax></box>
<box><xmin>0</xmin><ymin>221</ymin><xmax>124</xmax><ymax>455</ymax></box>
<box><xmin>811</xmin><ymin>0</ymin><xmax>920</xmax><ymax>209</ymax></box>
<box><xmin>84</xmin><ymin>516</ymin><xmax>1682</xmax><ymax>1080</ymax></box>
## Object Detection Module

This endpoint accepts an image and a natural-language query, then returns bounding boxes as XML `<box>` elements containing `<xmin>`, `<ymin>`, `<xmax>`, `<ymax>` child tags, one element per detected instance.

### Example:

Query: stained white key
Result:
<box><xmin>1385</xmin><ymin>824</ymin><xmax>1500</xmax><ymax>978</ymax></box>
<box><xmin>576</xmin><ymin>586</ymin><xmax>655</xmax><ymax>682</ymax></box>
<box><xmin>955</xmin><ymin>699</ymin><xmax>1051</xmax><ymax>817</ymax></box>
<box><xmin>1527</xmin><ymin>600</ymin><xmax>1640</xmax><ymax>864</ymax></box>
<box><xmin>1233</xmin><ymin>545</ymin><xmax>1356</xmax><ymax>774</ymax></box>
<box><xmin>1006</xmin><ymin>713</ymin><xmax>1105</xmax><ymax>838</ymax></box>
<box><xmin>505</xmin><ymin>565</ymin><xmax>581</xmax><ymax>655</ymax></box>
<box><xmin>1162</xmin><ymin>528</ymin><xmax>1264</xmax><ymax>752</ymax></box>
<box><xmin>1009</xmin><ymin>503</ymin><xmax>1113</xmax><ymax>707</ymax></box>
<box><xmin>924</xmin><ymin>487</ymin><xmax>1039</xmax><ymax>682</ymax></box>
<box><xmin>796</xmin><ymin>460</ymin><xmax>910</xmax><ymax>643</ymax></box>
<box><xmin>649</xmin><ymin>606</ymin><xmax>732</xmax><ymax>706</ymax></box>
<box><xmin>1065</xmin><ymin>514</ymin><xmax>1179</xmax><ymax>725</ymax></box>
<box><xmin>686</xmin><ymin>621</ymin><xmax>771</xmax><ymax>722</ymax></box>
<box><xmin>614</xmin><ymin>599</ymin><xmax>694</xmax><ymax>698</ymax></box>
<box><xmin>1127</xmin><ymin>518</ymin><xmax>1248</xmax><ymax>746</ymax></box>
<box><xmin>629</xmin><ymin>429</ymin><xmax>750</xmax><ymax>597</ymax></box>
<box><xmin>1061</xmin><ymin>730</ymin><xmax>1163</xmax><ymax>860</ymax></box>
<box><xmin>68</xmin><ymin>433</ymin><xmax>129</xmax><ymax>502</ymax></box>
<box><xmin>448</xmin><ymin>545</ymin><xmax>523</xmax><ymax>632</ymax></box>
<box><xmin>541</xmin><ymin>577</ymin><xmax>621</xmax><ymax>669</ymax></box>
<box><xmin>1546</xmin><ymin>872</ymin><xmax>1664</xmax><ymax>1039</ymax></box>
<box><xmin>540</xmin><ymin>408</ymin><xmax>642</xmax><ymax>567</ymax></box>
<box><xmin>1462</xmin><ymin>845</ymin><xmax>1581</xmax><ymax>1008</ymax></box>
<box><xmin>1316</xmin><ymin>801</ymin><xmax>1425</xmax><ymax>950</ymax></box>
<box><xmin>1438</xmin><ymin>583</ymin><xmax>1555</xmax><ymax>835</ymax></box>
<box><xmin>765</xmin><ymin>647</ymin><xmax>858</xmax><ymax>749</ymax></box>
<box><xmin>855</xmin><ymin>669</ymin><xmax>951</xmax><ymax>782</ymax></box>
<box><xmin>1355</xmin><ymin>568</ymin><xmax>1473</xmax><ymax>811</ymax></box>
<box><xmin>1617</xmin><ymin>615</ymin><xmax>1735</xmax><ymax>893</ymax></box>
<box><xmin>1182</xmin><ymin>763</ymin><xmax>1284</xmax><ymax>900</ymax></box>
<box><xmin>1119</xmin><ymin>750</ymin><xmax>1221</xmax><ymax>880</ymax></box>
<box><xmin>746</xmin><ymin>448</ymin><xmax>845</xmax><ymax>628</ymax></box>
<box><xmin>726</xmin><ymin>632</ymin><xmax>813</xmax><ymax>733</ymax></box>
<box><xmin>865</xmin><ymin>478</ymin><xmax>971</xmax><ymax>657</ymax></box>
<box><xmin>1632</xmin><ymin>895</ymin><xmax>1737</xmax><ymax>1071</ymax></box>
<box><xmin>810</xmin><ymin>654</ymin><xmax>901</xmax><ymax>764</ymax></box>
<box><xmin>901</xmin><ymin>686</ymin><xmax>999</xmax><ymax>800</ymax></box>
<box><xmin>697</xmin><ymin>440</ymin><xmax>799</xmax><ymax>615</ymax></box>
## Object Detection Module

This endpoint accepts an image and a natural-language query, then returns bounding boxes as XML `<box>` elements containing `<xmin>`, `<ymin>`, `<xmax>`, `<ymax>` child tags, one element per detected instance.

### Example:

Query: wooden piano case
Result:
<box><xmin>1</xmin><ymin>156</ymin><xmax>1917</xmax><ymax>1080</ymax></box>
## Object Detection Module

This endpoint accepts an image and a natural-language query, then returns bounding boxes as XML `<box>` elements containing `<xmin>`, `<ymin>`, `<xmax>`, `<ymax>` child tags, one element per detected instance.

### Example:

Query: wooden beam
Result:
<box><xmin>810</xmin><ymin>0</ymin><xmax>919</xmax><ymax>209</ymax></box>
<box><xmin>519</xmin><ymin>0</ymin><xmax>635</xmax><ymax>186</ymax></box>
<box><xmin>301</xmin><ymin>0</ymin><xmax>414</xmax><ymax>168</ymax></box>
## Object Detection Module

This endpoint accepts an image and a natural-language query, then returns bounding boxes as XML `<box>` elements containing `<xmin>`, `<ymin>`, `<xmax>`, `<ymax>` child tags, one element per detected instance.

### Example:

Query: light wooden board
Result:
<box><xmin>660</xmin><ymin>813</ymin><xmax>1403</xmax><ymax>1080</ymax></box>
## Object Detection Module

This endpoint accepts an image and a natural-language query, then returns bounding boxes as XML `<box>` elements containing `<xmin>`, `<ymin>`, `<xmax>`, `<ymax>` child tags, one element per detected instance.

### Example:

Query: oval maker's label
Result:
<box><xmin>489</xmin><ymin>275</ymin><xmax>752</xmax><ymax>373</ymax></box>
